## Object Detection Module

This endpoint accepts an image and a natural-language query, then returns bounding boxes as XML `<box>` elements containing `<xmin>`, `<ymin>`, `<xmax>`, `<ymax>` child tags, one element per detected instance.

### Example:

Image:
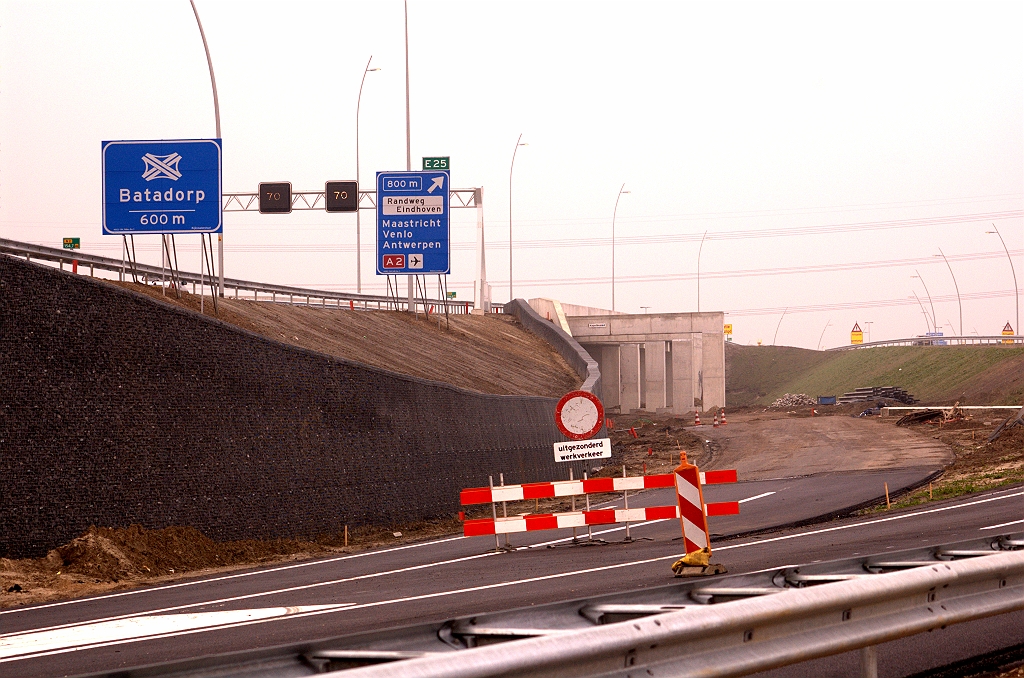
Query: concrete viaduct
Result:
<box><xmin>529</xmin><ymin>299</ymin><xmax>725</xmax><ymax>415</ymax></box>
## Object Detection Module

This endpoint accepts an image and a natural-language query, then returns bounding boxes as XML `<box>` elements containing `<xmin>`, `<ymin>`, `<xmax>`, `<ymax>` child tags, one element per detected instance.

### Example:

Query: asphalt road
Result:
<box><xmin>2</xmin><ymin>476</ymin><xmax>1021</xmax><ymax>677</ymax></box>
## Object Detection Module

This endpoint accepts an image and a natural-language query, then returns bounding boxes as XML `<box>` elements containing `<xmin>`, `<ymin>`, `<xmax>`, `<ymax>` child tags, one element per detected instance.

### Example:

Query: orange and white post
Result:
<box><xmin>671</xmin><ymin>452</ymin><xmax>736</xmax><ymax>575</ymax></box>
<box><xmin>673</xmin><ymin>453</ymin><xmax>711</xmax><ymax>565</ymax></box>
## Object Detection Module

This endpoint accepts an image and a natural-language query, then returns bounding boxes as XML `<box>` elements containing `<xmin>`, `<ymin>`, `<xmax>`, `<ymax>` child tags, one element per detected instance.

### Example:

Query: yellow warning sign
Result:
<box><xmin>851</xmin><ymin>322</ymin><xmax>863</xmax><ymax>345</ymax></box>
<box><xmin>723</xmin><ymin>324</ymin><xmax>733</xmax><ymax>335</ymax></box>
<box><xmin>1003</xmin><ymin>322</ymin><xmax>1015</xmax><ymax>344</ymax></box>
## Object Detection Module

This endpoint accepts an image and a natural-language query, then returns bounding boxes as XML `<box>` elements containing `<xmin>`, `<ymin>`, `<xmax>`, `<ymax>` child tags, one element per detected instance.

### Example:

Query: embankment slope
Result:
<box><xmin>726</xmin><ymin>343</ymin><xmax>1024</xmax><ymax>407</ymax></box>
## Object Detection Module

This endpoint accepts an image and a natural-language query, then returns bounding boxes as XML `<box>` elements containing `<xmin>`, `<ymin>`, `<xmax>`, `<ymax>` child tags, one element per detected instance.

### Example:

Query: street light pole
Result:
<box><xmin>355</xmin><ymin>56</ymin><xmax>379</xmax><ymax>295</ymax></box>
<box><xmin>508</xmin><ymin>133</ymin><xmax>527</xmax><ymax>302</ymax></box>
<box><xmin>696</xmin><ymin>230</ymin><xmax>708</xmax><ymax>312</ymax></box>
<box><xmin>189</xmin><ymin>0</ymin><xmax>223</xmax><ymax>297</ymax></box>
<box><xmin>611</xmin><ymin>183</ymin><xmax>629</xmax><ymax>312</ymax></box>
<box><xmin>912</xmin><ymin>292</ymin><xmax>932</xmax><ymax>333</ymax></box>
<box><xmin>818</xmin><ymin>319</ymin><xmax>832</xmax><ymax>350</ymax></box>
<box><xmin>936</xmin><ymin>248</ymin><xmax>962</xmax><ymax>337</ymax></box>
<box><xmin>404</xmin><ymin>0</ymin><xmax>414</xmax><ymax>313</ymax></box>
<box><xmin>988</xmin><ymin>224</ymin><xmax>1019</xmax><ymax>334</ymax></box>
<box><xmin>772</xmin><ymin>307</ymin><xmax>788</xmax><ymax>346</ymax></box>
<box><xmin>912</xmin><ymin>270</ymin><xmax>937</xmax><ymax>334</ymax></box>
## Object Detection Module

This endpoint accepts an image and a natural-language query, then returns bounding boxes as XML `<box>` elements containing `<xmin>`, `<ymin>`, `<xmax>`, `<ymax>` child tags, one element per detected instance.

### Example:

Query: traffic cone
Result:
<box><xmin>694</xmin><ymin>410</ymin><xmax>701</xmax><ymax>426</ymax></box>
<box><xmin>720</xmin><ymin>409</ymin><xmax>728</xmax><ymax>425</ymax></box>
<box><xmin>713</xmin><ymin>412</ymin><xmax>719</xmax><ymax>428</ymax></box>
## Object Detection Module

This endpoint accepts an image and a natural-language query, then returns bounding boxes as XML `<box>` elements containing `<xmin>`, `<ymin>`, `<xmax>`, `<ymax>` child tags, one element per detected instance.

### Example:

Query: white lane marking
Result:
<box><xmin>5</xmin><ymin>488</ymin><xmax>1021</xmax><ymax>663</ymax></box>
<box><xmin>0</xmin><ymin>555</ymin><xmax>672</xmax><ymax>663</ymax></box>
<box><xmin>716</xmin><ymin>489</ymin><xmax>1024</xmax><ymax>551</ymax></box>
<box><xmin>0</xmin><ymin>535</ymin><xmax>468</xmax><ymax>616</ymax></box>
<box><xmin>1</xmin><ymin>552</ymin><xmax>496</xmax><ymax>640</ymax></box>
<box><xmin>0</xmin><ymin>605</ymin><xmax>349</xmax><ymax>660</ymax></box>
<box><xmin>739</xmin><ymin>491</ymin><xmax>776</xmax><ymax>503</ymax></box>
<box><xmin>980</xmin><ymin>519</ymin><xmax>1024</xmax><ymax>530</ymax></box>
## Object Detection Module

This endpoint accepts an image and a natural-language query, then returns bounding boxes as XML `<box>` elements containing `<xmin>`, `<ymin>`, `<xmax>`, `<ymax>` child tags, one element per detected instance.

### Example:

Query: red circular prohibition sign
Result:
<box><xmin>554</xmin><ymin>390</ymin><xmax>605</xmax><ymax>440</ymax></box>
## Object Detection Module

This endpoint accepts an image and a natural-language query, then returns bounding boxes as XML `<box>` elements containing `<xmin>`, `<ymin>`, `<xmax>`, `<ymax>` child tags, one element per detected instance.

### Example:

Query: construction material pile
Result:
<box><xmin>837</xmin><ymin>386</ymin><xmax>917</xmax><ymax>404</ymax></box>
<box><xmin>767</xmin><ymin>393</ymin><xmax>817</xmax><ymax>409</ymax></box>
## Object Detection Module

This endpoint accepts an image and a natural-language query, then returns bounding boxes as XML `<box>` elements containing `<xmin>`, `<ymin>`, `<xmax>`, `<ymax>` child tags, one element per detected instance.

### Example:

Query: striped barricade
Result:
<box><xmin>460</xmin><ymin>471</ymin><xmax>737</xmax><ymax>505</ymax></box>
<box><xmin>460</xmin><ymin>470</ymin><xmax>739</xmax><ymax>539</ymax></box>
<box><xmin>464</xmin><ymin>501</ymin><xmax>738</xmax><ymax>536</ymax></box>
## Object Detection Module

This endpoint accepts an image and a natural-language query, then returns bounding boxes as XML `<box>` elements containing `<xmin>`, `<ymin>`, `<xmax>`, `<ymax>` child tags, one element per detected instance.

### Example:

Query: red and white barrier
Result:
<box><xmin>720</xmin><ymin>409</ymin><xmax>728</xmax><ymax>425</ymax></box>
<box><xmin>694</xmin><ymin>411</ymin><xmax>701</xmax><ymax>426</ymax></box>
<box><xmin>463</xmin><ymin>500</ymin><xmax>738</xmax><ymax>536</ymax></box>
<box><xmin>675</xmin><ymin>461</ymin><xmax>711</xmax><ymax>553</ymax></box>
<box><xmin>460</xmin><ymin>471</ymin><xmax>736</xmax><ymax>505</ymax></box>
<box><xmin>460</xmin><ymin>467</ymin><xmax>739</xmax><ymax>539</ymax></box>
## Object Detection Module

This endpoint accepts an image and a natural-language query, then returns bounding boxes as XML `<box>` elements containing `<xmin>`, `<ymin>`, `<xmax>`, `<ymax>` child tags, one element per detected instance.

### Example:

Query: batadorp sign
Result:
<box><xmin>102</xmin><ymin>139</ymin><xmax>222</xmax><ymax>234</ymax></box>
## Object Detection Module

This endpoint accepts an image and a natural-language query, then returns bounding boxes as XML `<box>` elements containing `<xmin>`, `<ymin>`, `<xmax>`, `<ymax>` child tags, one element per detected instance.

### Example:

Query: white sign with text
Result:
<box><xmin>554</xmin><ymin>437</ymin><xmax>612</xmax><ymax>463</ymax></box>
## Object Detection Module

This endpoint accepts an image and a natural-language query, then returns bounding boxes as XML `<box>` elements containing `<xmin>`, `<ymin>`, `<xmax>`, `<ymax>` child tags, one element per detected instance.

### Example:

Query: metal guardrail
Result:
<box><xmin>0</xmin><ymin>237</ymin><xmax>473</xmax><ymax>314</ymax></box>
<box><xmin>829</xmin><ymin>335</ymin><xmax>1022</xmax><ymax>349</ymax></box>
<box><xmin>74</xmin><ymin>532</ymin><xmax>1024</xmax><ymax>677</ymax></box>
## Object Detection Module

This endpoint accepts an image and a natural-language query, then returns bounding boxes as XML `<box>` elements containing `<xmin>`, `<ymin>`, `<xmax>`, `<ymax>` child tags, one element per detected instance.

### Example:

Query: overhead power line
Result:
<box><xmin>721</xmin><ymin>288</ymin><xmax>1021</xmax><ymax>318</ymax></box>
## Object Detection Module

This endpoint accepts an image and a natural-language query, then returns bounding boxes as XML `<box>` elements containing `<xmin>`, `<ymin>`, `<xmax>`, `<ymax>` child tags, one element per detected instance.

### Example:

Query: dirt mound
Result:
<box><xmin>1</xmin><ymin>519</ymin><xmax>460</xmax><ymax>609</ymax></box>
<box><xmin>50</xmin><ymin>525</ymin><xmax>329</xmax><ymax>581</ymax></box>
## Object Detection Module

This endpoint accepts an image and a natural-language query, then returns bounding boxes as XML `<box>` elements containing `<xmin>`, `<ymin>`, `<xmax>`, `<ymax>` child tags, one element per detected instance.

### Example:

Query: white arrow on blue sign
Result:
<box><xmin>102</xmin><ymin>139</ymin><xmax>222</xmax><ymax>235</ymax></box>
<box><xmin>376</xmin><ymin>170</ymin><xmax>450</xmax><ymax>275</ymax></box>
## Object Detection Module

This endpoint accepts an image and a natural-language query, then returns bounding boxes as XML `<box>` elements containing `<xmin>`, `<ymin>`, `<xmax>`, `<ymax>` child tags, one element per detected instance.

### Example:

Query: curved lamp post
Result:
<box><xmin>935</xmin><ymin>248</ymin><xmax>962</xmax><ymax>337</ymax></box>
<box><xmin>611</xmin><ymin>183</ymin><xmax>630</xmax><ymax>311</ymax></box>
<box><xmin>912</xmin><ymin>270</ymin><xmax>937</xmax><ymax>334</ymax></box>
<box><xmin>772</xmin><ymin>307</ymin><xmax>788</xmax><ymax>346</ymax></box>
<box><xmin>987</xmin><ymin>224</ymin><xmax>1019</xmax><ymax>334</ymax></box>
<box><xmin>189</xmin><ymin>0</ymin><xmax>223</xmax><ymax>297</ymax></box>
<box><xmin>817</xmin><ymin>319</ymin><xmax>832</xmax><ymax>350</ymax></box>
<box><xmin>911</xmin><ymin>292</ymin><xmax>932</xmax><ymax>333</ymax></box>
<box><xmin>355</xmin><ymin>56</ymin><xmax>380</xmax><ymax>294</ymax></box>
<box><xmin>696</xmin><ymin>230</ymin><xmax>708</xmax><ymax>312</ymax></box>
<box><xmin>508</xmin><ymin>133</ymin><xmax>527</xmax><ymax>302</ymax></box>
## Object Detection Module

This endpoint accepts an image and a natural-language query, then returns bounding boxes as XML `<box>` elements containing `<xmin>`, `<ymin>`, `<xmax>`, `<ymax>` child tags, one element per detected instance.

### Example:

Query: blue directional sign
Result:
<box><xmin>376</xmin><ymin>171</ymin><xmax>450</xmax><ymax>275</ymax></box>
<box><xmin>102</xmin><ymin>139</ymin><xmax>222</xmax><ymax>235</ymax></box>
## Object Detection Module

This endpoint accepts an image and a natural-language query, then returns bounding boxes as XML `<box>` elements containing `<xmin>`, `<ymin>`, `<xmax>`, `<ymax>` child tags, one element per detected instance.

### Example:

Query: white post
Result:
<box><xmin>860</xmin><ymin>646</ymin><xmax>878</xmax><ymax>678</ymax></box>
<box><xmin>160</xmin><ymin>235</ymin><xmax>166</xmax><ymax>296</ymax></box>
<box><xmin>200</xmin><ymin>235</ymin><xmax>205</xmax><ymax>314</ymax></box>
<box><xmin>475</xmin><ymin>187</ymin><xmax>487</xmax><ymax>312</ymax></box>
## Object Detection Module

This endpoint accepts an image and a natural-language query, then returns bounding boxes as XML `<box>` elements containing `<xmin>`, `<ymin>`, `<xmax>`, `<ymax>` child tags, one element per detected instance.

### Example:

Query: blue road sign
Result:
<box><xmin>102</xmin><ymin>139</ymin><xmax>222</xmax><ymax>235</ymax></box>
<box><xmin>376</xmin><ymin>171</ymin><xmax>450</xmax><ymax>275</ymax></box>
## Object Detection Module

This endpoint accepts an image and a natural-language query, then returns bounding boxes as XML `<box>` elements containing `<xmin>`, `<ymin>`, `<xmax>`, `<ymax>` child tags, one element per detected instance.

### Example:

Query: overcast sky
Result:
<box><xmin>2</xmin><ymin>1</ymin><xmax>1021</xmax><ymax>349</ymax></box>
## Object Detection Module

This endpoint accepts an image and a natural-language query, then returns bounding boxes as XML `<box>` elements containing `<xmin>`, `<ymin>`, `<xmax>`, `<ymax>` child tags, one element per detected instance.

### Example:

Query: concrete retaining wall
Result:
<box><xmin>504</xmin><ymin>299</ymin><xmax>601</xmax><ymax>396</ymax></box>
<box><xmin>0</xmin><ymin>256</ymin><xmax>588</xmax><ymax>558</ymax></box>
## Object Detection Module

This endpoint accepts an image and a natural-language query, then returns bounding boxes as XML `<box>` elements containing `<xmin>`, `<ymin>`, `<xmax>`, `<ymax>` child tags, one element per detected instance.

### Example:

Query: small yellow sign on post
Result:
<box><xmin>1003</xmin><ymin>322</ymin><xmax>1015</xmax><ymax>344</ymax></box>
<box><xmin>851</xmin><ymin>322</ymin><xmax>863</xmax><ymax>345</ymax></box>
<box><xmin>723</xmin><ymin>324</ymin><xmax>733</xmax><ymax>335</ymax></box>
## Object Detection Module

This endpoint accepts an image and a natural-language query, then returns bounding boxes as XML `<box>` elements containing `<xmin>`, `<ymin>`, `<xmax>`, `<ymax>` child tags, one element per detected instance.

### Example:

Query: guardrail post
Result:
<box><xmin>500</xmin><ymin>472</ymin><xmax>511</xmax><ymax>550</ymax></box>
<box><xmin>489</xmin><ymin>475</ymin><xmax>500</xmax><ymax>553</ymax></box>
<box><xmin>622</xmin><ymin>465</ymin><xmax>631</xmax><ymax>541</ymax></box>
<box><xmin>860</xmin><ymin>645</ymin><xmax>878</xmax><ymax>678</ymax></box>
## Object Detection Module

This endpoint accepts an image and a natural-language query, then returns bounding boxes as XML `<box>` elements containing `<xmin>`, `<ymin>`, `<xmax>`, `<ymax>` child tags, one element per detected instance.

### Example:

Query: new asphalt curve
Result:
<box><xmin>2</xmin><ymin>474</ymin><xmax>1022</xmax><ymax>678</ymax></box>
